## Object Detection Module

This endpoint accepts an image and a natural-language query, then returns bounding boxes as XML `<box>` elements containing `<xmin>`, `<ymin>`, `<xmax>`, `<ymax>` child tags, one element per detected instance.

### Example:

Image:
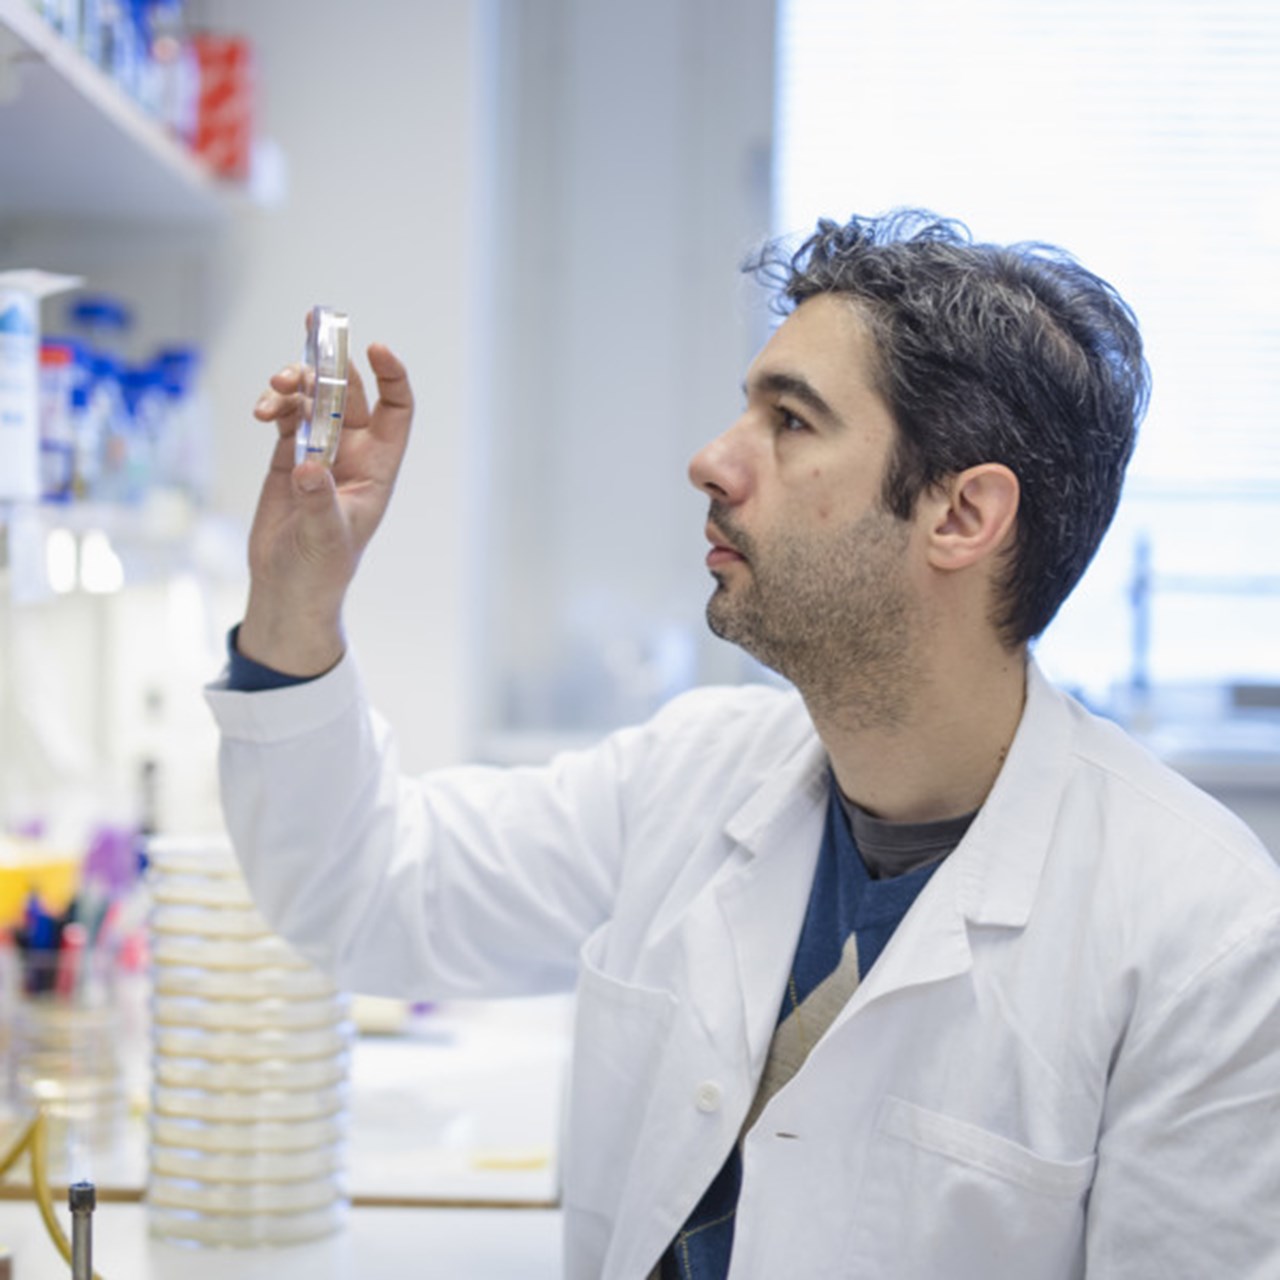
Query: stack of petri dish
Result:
<box><xmin>145</xmin><ymin>835</ymin><xmax>353</xmax><ymax>1247</ymax></box>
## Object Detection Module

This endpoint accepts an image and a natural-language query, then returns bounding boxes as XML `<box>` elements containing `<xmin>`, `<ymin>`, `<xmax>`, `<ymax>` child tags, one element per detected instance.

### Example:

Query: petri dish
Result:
<box><xmin>148</xmin><ymin>1171</ymin><xmax>344</xmax><ymax>1214</ymax></box>
<box><xmin>149</xmin><ymin>1111</ymin><xmax>347</xmax><ymax>1154</ymax></box>
<box><xmin>145</xmin><ymin>835</ymin><xmax>239</xmax><ymax>876</ymax></box>
<box><xmin>147</xmin><ymin>1199</ymin><xmax>348</xmax><ymax>1247</ymax></box>
<box><xmin>150</xmin><ymin>874</ymin><xmax>256</xmax><ymax>910</ymax></box>
<box><xmin>150</xmin><ymin>902</ymin><xmax>272</xmax><ymax>940</ymax></box>
<box><xmin>153</xmin><ymin>962</ymin><xmax>336</xmax><ymax>1000</ymax></box>
<box><xmin>150</xmin><ymin>933</ymin><xmax>312</xmax><ymax>971</ymax></box>
<box><xmin>149</xmin><ymin>1141</ymin><xmax>345</xmax><ymax>1183</ymax></box>
<box><xmin>153</xmin><ymin>1051</ymin><xmax>349</xmax><ymax>1092</ymax></box>
<box><xmin>151</xmin><ymin>993</ymin><xmax>347</xmax><ymax>1032</ymax></box>
<box><xmin>152</xmin><ymin>1020</ymin><xmax>353</xmax><ymax>1063</ymax></box>
<box><xmin>152</xmin><ymin>1083</ymin><xmax>348</xmax><ymax>1124</ymax></box>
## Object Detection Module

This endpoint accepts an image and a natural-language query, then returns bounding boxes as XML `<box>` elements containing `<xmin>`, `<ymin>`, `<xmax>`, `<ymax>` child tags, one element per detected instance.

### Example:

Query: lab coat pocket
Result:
<box><xmin>847</xmin><ymin>1096</ymin><xmax>1096</xmax><ymax>1280</ymax></box>
<box><xmin>562</xmin><ymin>925</ymin><xmax>678</xmax><ymax>1238</ymax></box>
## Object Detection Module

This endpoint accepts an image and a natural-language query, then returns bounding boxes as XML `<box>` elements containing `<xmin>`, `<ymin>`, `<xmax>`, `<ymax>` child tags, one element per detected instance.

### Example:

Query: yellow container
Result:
<box><xmin>0</xmin><ymin>837</ymin><xmax>78</xmax><ymax>930</ymax></box>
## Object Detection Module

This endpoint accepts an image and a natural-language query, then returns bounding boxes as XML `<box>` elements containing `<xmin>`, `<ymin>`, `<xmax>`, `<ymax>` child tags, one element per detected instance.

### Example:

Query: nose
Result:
<box><xmin>688</xmin><ymin>419</ymin><xmax>751</xmax><ymax>504</ymax></box>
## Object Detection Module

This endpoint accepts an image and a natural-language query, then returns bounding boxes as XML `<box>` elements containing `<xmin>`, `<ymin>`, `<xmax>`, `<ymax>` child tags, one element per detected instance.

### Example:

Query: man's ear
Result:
<box><xmin>924</xmin><ymin>464</ymin><xmax>1020</xmax><ymax>572</ymax></box>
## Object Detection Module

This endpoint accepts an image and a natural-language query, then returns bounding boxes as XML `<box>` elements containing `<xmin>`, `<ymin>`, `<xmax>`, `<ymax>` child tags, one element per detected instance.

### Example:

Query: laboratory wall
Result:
<box><xmin>479</xmin><ymin>0</ymin><xmax>778</xmax><ymax>754</ymax></box>
<box><xmin>191</xmin><ymin>0</ymin><xmax>496</xmax><ymax>775</ymax></box>
<box><xmin>1</xmin><ymin>0</ymin><xmax>778</xmax><ymax>842</ymax></box>
<box><xmin>195</xmin><ymin>0</ymin><xmax>780</xmax><ymax>768</ymax></box>
<box><xmin>201</xmin><ymin>0</ymin><xmax>781</xmax><ymax>766</ymax></box>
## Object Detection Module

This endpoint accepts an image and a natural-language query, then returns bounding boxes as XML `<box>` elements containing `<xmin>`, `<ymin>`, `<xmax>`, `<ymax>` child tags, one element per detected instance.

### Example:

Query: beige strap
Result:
<box><xmin>742</xmin><ymin>933</ymin><xmax>862</xmax><ymax>1136</ymax></box>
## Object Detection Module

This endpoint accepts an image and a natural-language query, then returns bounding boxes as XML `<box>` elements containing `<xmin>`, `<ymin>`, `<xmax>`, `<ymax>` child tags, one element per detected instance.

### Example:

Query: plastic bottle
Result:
<box><xmin>0</xmin><ymin>272</ymin><xmax>82</xmax><ymax>500</ymax></box>
<box><xmin>137</xmin><ymin>0</ymin><xmax>199</xmax><ymax>141</ymax></box>
<box><xmin>38</xmin><ymin>339</ymin><xmax>78</xmax><ymax>503</ymax></box>
<box><xmin>0</xmin><ymin>284</ymin><xmax>40</xmax><ymax>502</ymax></box>
<box><xmin>87</xmin><ymin>353</ymin><xmax>132</xmax><ymax>504</ymax></box>
<box><xmin>38</xmin><ymin>0</ymin><xmax>80</xmax><ymax>45</ymax></box>
<box><xmin>65</xmin><ymin>295</ymin><xmax>132</xmax><ymax>503</ymax></box>
<box><xmin>87</xmin><ymin>0</ymin><xmax>142</xmax><ymax>98</ymax></box>
<box><xmin>80</xmin><ymin>0</ymin><xmax>106</xmax><ymax>70</ymax></box>
<box><xmin>118</xmin><ymin>364</ymin><xmax>164</xmax><ymax>502</ymax></box>
<box><xmin>69</xmin><ymin>345</ymin><xmax>100</xmax><ymax>500</ymax></box>
<box><xmin>153</xmin><ymin>345</ymin><xmax>208</xmax><ymax>501</ymax></box>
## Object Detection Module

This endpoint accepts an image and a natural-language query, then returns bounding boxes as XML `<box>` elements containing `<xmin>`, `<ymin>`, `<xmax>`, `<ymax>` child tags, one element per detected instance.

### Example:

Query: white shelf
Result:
<box><xmin>0</xmin><ymin>0</ymin><xmax>243</xmax><ymax>222</ymax></box>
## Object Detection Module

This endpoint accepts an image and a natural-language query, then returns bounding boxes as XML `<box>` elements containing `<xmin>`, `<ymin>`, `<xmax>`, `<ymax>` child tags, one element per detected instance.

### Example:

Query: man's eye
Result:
<box><xmin>778</xmin><ymin>408</ymin><xmax>808</xmax><ymax>433</ymax></box>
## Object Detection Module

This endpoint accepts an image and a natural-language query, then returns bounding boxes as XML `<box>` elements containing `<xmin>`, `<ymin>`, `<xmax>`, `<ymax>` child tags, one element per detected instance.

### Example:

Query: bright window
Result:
<box><xmin>775</xmin><ymin>0</ymin><xmax>1280</xmax><ymax>709</ymax></box>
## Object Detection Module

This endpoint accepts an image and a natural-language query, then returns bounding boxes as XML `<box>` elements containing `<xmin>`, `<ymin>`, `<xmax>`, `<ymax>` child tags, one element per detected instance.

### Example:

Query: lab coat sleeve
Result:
<box><xmin>207</xmin><ymin>650</ymin><xmax>655</xmax><ymax>1000</ymax></box>
<box><xmin>1085</xmin><ymin>906</ymin><xmax>1280</xmax><ymax>1278</ymax></box>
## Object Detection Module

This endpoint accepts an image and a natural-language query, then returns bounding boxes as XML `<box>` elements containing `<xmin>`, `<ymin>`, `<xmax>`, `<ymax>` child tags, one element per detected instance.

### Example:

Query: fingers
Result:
<box><xmin>365</xmin><ymin>344</ymin><xmax>414</xmax><ymax>449</ymax></box>
<box><xmin>271</xmin><ymin>364</ymin><xmax>302</xmax><ymax>394</ymax></box>
<box><xmin>255</xmin><ymin>365</ymin><xmax>311</xmax><ymax>467</ymax></box>
<box><xmin>253</xmin><ymin>345</ymin><xmax>413</xmax><ymax>485</ymax></box>
<box><xmin>367</xmin><ymin>343</ymin><xmax>413</xmax><ymax>411</ymax></box>
<box><xmin>342</xmin><ymin>344</ymin><xmax>412</xmax><ymax>431</ymax></box>
<box><xmin>344</xmin><ymin>360</ymin><xmax>372</xmax><ymax>429</ymax></box>
<box><xmin>255</xmin><ymin>364</ymin><xmax>306</xmax><ymax>429</ymax></box>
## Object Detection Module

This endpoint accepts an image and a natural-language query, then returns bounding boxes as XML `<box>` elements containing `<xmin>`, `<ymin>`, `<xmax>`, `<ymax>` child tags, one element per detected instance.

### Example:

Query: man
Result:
<box><xmin>208</xmin><ymin>211</ymin><xmax>1280</xmax><ymax>1279</ymax></box>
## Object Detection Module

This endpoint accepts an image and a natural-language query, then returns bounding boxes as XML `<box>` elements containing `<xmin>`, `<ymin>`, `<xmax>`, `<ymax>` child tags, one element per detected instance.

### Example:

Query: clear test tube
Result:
<box><xmin>294</xmin><ymin>306</ymin><xmax>350</xmax><ymax>467</ymax></box>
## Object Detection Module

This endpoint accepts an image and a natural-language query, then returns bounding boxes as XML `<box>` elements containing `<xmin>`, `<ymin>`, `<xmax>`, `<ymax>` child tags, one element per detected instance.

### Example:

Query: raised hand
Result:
<box><xmin>237</xmin><ymin>342</ymin><xmax>414</xmax><ymax>676</ymax></box>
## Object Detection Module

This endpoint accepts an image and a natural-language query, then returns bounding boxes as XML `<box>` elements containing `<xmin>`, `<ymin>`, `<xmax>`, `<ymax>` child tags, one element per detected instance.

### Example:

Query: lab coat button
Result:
<box><xmin>695</xmin><ymin>1080</ymin><xmax>723</xmax><ymax>1113</ymax></box>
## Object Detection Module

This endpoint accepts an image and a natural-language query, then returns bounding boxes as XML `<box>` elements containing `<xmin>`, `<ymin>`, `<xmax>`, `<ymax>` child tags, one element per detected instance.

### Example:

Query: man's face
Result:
<box><xmin>688</xmin><ymin>294</ymin><xmax>922</xmax><ymax>717</ymax></box>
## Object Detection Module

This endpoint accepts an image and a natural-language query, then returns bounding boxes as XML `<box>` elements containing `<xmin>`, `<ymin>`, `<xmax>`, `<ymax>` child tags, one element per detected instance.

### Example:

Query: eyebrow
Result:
<box><xmin>743</xmin><ymin>370</ymin><xmax>844</xmax><ymax>428</ymax></box>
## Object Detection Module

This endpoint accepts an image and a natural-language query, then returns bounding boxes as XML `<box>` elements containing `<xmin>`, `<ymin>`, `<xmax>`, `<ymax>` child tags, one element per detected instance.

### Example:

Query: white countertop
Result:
<box><xmin>345</xmin><ymin>995</ymin><xmax>571</xmax><ymax>1205</ymax></box>
<box><xmin>0</xmin><ymin>1201</ymin><xmax>564</xmax><ymax>1279</ymax></box>
<box><xmin>2</xmin><ymin>994</ymin><xmax>573</xmax><ymax>1206</ymax></box>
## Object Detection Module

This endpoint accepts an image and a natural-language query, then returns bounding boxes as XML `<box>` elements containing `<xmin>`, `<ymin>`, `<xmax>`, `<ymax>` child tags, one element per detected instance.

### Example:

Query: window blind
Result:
<box><xmin>775</xmin><ymin>0</ymin><xmax>1280</xmax><ymax>486</ymax></box>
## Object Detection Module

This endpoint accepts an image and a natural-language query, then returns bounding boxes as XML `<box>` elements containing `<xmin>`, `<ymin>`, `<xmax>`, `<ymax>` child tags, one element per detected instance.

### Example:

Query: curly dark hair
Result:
<box><xmin>749</xmin><ymin>210</ymin><xmax>1151</xmax><ymax>647</ymax></box>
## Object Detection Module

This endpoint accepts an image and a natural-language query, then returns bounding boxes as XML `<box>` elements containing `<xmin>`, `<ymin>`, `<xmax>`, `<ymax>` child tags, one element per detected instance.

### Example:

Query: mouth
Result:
<box><xmin>705</xmin><ymin>522</ymin><xmax>747</xmax><ymax>570</ymax></box>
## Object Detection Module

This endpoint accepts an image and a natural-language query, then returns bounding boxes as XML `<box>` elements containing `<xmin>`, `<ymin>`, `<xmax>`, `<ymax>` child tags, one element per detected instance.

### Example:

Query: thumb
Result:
<box><xmin>290</xmin><ymin>461</ymin><xmax>345</xmax><ymax>544</ymax></box>
<box><xmin>293</xmin><ymin>459</ymin><xmax>333</xmax><ymax>498</ymax></box>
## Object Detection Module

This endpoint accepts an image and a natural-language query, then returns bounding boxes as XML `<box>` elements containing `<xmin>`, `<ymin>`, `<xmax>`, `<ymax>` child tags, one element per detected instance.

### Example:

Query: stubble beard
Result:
<box><xmin>706</xmin><ymin>506</ymin><xmax>921</xmax><ymax>731</ymax></box>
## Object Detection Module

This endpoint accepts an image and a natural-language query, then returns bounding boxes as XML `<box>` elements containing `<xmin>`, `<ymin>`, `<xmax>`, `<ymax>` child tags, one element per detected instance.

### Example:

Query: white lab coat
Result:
<box><xmin>208</xmin><ymin>658</ymin><xmax>1280</xmax><ymax>1280</ymax></box>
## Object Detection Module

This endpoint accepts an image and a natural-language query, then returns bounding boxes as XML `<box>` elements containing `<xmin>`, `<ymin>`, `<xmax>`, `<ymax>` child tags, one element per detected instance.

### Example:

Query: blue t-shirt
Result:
<box><xmin>658</xmin><ymin>784</ymin><xmax>946</xmax><ymax>1280</ymax></box>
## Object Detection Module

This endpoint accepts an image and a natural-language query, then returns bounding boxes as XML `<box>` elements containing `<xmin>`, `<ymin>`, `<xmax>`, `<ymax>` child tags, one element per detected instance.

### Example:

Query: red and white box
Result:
<box><xmin>191</xmin><ymin>33</ymin><xmax>255</xmax><ymax>182</ymax></box>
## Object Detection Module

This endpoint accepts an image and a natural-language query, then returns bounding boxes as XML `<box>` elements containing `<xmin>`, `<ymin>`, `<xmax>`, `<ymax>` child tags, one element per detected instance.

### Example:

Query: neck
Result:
<box><xmin>803</xmin><ymin>645</ymin><xmax>1028</xmax><ymax>824</ymax></box>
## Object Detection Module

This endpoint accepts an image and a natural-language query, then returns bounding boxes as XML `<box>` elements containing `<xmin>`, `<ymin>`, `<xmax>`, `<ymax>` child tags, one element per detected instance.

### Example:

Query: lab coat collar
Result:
<box><xmin>716</xmin><ymin>737</ymin><xmax>830</xmax><ymax>1068</ymax></box>
<box><xmin>832</xmin><ymin>658</ymin><xmax>1074</xmax><ymax>1022</ymax></box>
<box><xmin>722</xmin><ymin>715</ymin><xmax>831</xmax><ymax>856</ymax></box>
<box><xmin>704</xmin><ymin>659</ymin><xmax>1073</xmax><ymax>1058</ymax></box>
<box><xmin>952</xmin><ymin>658</ymin><xmax>1072</xmax><ymax>930</ymax></box>
<box><xmin>719</xmin><ymin>658</ymin><xmax>1071</xmax><ymax>929</ymax></box>
<box><xmin>678</xmin><ymin>718</ymin><xmax>831</xmax><ymax>1071</ymax></box>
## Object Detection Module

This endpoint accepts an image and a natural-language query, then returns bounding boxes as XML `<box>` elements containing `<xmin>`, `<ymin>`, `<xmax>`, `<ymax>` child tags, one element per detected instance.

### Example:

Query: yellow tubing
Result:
<box><xmin>2</xmin><ymin>1110</ymin><xmax>104</xmax><ymax>1280</ymax></box>
<box><xmin>0</xmin><ymin>1115</ymin><xmax>38</xmax><ymax>1180</ymax></box>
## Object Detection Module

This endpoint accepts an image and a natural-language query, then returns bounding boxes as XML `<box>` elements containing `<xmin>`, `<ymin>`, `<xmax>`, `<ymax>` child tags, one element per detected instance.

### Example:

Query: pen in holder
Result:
<box><xmin>3</xmin><ymin>934</ymin><xmax>126</xmax><ymax>1176</ymax></box>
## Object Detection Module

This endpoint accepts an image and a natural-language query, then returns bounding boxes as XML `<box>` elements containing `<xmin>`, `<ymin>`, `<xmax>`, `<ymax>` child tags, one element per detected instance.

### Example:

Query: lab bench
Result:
<box><xmin>0</xmin><ymin>1202</ymin><xmax>564</xmax><ymax>1278</ymax></box>
<box><xmin>0</xmin><ymin>994</ymin><xmax>572</xmax><ymax>1276</ymax></box>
